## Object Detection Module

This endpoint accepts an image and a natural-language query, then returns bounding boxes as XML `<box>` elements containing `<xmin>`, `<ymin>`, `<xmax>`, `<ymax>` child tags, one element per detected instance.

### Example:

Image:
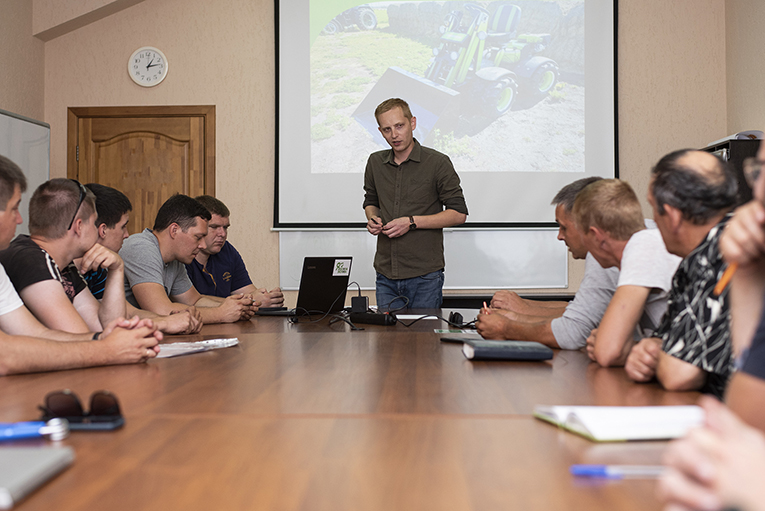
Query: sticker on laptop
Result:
<box><xmin>333</xmin><ymin>259</ymin><xmax>352</xmax><ymax>277</ymax></box>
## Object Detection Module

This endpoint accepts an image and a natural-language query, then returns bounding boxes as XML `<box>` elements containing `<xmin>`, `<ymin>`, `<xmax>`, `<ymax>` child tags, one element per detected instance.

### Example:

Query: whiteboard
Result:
<box><xmin>0</xmin><ymin>109</ymin><xmax>50</xmax><ymax>236</ymax></box>
<box><xmin>279</xmin><ymin>229</ymin><xmax>567</xmax><ymax>290</ymax></box>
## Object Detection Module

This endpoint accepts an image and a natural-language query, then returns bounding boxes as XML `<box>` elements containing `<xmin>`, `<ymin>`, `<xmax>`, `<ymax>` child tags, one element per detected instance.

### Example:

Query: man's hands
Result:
<box><xmin>625</xmin><ymin>337</ymin><xmax>662</xmax><ymax>382</ymax></box>
<box><xmin>476</xmin><ymin>310</ymin><xmax>509</xmax><ymax>340</ymax></box>
<box><xmin>79</xmin><ymin>244</ymin><xmax>124</xmax><ymax>273</ymax></box>
<box><xmin>585</xmin><ymin>328</ymin><xmax>598</xmax><ymax>361</ymax></box>
<box><xmin>100</xmin><ymin>316</ymin><xmax>162</xmax><ymax>364</ymax></box>
<box><xmin>219</xmin><ymin>294</ymin><xmax>257</xmax><ymax>322</ymax></box>
<box><xmin>490</xmin><ymin>290</ymin><xmax>525</xmax><ymax>312</ymax></box>
<box><xmin>367</xmin><ymin>216</ymin><xmax>383</xmax><ymax>236</ymax></box>
<box><xmin>366</xmin><ymin>215</ymin><xmax>412</xmax><ymax>238</ymax></box>
<box><xmin>721</xmin><ymin>199</ymin><xmax>765</xmax><ymax>267</ymax></box>
<box><xmin>658</xmin><ymin>396</ymin><xmax>765</xmax><ymax>511</ymax></box>
<box><xmin>156</xmin><ymin>307</ymin><xmax>203</xmax><ymax>334</ymax></box>
<box><xmin>253</xmin><ymin>287</ymin><xmax>284</xmax><ymax>307</ymax></box>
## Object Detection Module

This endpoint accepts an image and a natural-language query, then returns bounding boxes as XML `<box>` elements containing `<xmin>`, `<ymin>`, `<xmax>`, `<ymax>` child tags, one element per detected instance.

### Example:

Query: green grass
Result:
<box><xmin>311</xmin><ymin>124</ymin><xmax>333</xmax><ymax>141</ymax></box>
<box><xmin>432</xmin><ymin>130</ymin><xmax>475</xmax><ymax>158</ymax></box>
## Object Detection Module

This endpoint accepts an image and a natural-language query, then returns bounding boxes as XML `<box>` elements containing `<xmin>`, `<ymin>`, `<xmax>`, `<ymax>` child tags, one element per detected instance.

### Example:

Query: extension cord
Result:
<box><xmin>349</xmin><ymin>312</ymin><xmax>397</xmax><ymax>326</ymax></box>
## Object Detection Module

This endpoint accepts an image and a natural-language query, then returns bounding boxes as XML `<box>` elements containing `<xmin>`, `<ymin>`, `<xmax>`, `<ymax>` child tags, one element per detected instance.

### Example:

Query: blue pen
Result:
<box><xmin>0</xmin><ymin>419</ymin><xmax>70</xmax><ymax>441</ymax></box>
<box><xmin>570</xmin><ymin>464</ymin><xmax>665</xmax><ymax>479</ymax></box>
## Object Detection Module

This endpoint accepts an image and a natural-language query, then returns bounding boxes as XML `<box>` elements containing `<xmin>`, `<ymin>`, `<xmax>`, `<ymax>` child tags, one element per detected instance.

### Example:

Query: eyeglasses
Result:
<box><xmin>38</xmin><ymin>389</ymin><xmax>124</xmax><ymax>430</ymax></box>
<box><xmin>67</xmin><ymin>180</ymin><xmax>88</xmax><ymax>231</ymax></box>
<box><xmin>743</xmin><ymin>157</ymin><xmax>763</xmax><ymax>188</ymax></box>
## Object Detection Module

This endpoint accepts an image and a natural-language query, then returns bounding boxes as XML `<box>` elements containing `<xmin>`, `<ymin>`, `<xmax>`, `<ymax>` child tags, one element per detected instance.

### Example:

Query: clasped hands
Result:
<box><xmin>367</xmin><ymin>216</ymin><xmax>411</xmax><ymax>238</ymax></box>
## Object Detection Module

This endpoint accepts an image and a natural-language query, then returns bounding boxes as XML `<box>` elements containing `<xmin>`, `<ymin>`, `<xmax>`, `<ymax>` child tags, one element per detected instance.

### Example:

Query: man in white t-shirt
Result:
<box><xmin>0</xmin><ymin>155</ymin><xmax>161</xmax><ymax>375</ymax></box>
<box><xmin>477</xmin><ymin>177</ymin><xmax>619</xmax><ymax>349</ymax></box>
<box><xmin>572</xmin><ymin>178</ymin><xmax>681</xmax><ymax>367</ymax></box>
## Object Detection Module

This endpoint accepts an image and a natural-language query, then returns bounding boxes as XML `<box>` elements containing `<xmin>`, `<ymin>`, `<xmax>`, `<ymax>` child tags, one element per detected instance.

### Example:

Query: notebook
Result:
<box><xmin>0</xmin><ymin>447</ymin><xmax>74</xmax><ymax>508</ymax></box>
<box><xmin>255</xmin><ymin>257</ymin><xmax>353</xmax><ymax>316</ymax></box>
<box><xmin>461</xmin><ymin>339</ymin><xmax>554</xmax><ymax>361</ymax></box>
<box><xmin>533</xmin><ymin>405</ymin><xmax>704</xmax><ymax>442</ymax></box>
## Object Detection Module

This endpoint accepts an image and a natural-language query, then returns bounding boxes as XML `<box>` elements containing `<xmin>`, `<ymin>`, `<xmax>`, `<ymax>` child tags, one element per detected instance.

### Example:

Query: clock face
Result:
<box><xmin>129</xmin><ymin>47</ymin><xmax>168</xmax><ymax>87</ymax></box>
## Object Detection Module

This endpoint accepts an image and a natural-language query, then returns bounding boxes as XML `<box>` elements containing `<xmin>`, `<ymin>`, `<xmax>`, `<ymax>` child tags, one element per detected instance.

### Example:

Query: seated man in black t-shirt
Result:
<box><xmin>0</xmin><ymin>179</ymin><xmax>125</xmax><ymax>334</ymax></box>
<box><xmin>719</xmin><ymin>139</ymin><xmax>765</xmax><ymax>432</ymax></box>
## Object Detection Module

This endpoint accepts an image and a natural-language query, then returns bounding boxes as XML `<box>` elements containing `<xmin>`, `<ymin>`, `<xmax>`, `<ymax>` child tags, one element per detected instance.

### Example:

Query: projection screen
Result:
<box><xmin>277</xmin><ymin>0</ymin><xmax>616</xmax><ymax>227</ymax></box>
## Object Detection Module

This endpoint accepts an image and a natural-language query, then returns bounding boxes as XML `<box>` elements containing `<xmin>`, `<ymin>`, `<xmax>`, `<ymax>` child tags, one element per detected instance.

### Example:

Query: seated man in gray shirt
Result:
<box><xmin>120</xmin><ymin>194</ymin><xmax>256</xmax><ymax>324</ymax></box>
<box><xmin>477</xmin><ymin>178</ymin><xmax>619</xmax><ymax>348</ymax></box>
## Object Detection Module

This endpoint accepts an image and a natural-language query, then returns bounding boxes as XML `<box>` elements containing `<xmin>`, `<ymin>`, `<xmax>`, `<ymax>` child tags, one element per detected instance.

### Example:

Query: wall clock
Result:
<box><xmin>128</xmin><ymin>46</ymin><xmax>168</xmax><ymax>87</ymax></box>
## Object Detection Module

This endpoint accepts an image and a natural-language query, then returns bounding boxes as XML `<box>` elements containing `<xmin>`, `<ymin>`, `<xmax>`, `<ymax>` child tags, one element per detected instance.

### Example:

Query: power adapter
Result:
<box><xmin>351</xmin><ymin>296</ymin><xmax>369</xmax><ymax>313</ymax></box>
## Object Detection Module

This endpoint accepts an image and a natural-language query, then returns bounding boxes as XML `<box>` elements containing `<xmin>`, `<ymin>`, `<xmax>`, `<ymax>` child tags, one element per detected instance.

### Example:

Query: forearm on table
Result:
<box><xmin>499</xmin><ymin>316</ymin><xmax>559</xmax><ymax>348</ymax></box>
<box><xmin>655</xmin><ymin>352</ymin><xmax>706</xmax><ymax>391</ymax></box>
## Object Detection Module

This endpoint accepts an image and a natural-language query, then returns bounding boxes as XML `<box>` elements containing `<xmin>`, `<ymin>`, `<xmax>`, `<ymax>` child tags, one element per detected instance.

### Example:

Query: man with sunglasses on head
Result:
<box><xmin>0</xmin><ymin>156</ymin><xmax>160</xmax><ymax>375</ymax></box>
<box><xmin>0</xmin><ymin>178</ymin><xmax>129</xmax><ymax>334</ymax></box>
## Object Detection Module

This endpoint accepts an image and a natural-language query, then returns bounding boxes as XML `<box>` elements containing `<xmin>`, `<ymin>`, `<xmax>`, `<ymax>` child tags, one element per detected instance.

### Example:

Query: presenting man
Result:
<box><xmin>363</xmin><ymin>98</ymin><xmax>468</xmax><ymax>310</ymax></box>
<box><xmin>187</xmin><ymin>195</ymin><xmax>283</xmax><ymax>306</ymax></box>
<box><xmin>120</xmin><ymin>194</ymin><xmax>255</xmax><ymax>324</ymax></box>
<box><xmin>476</xmin><ymin>177</ymin><xmax>619</xmax><ymax>348</ymax></box>
<box><xmin>625</xmin><ymin>150</ymin><xmax>737</xmax><ymax>397</ymax></box>
<box><xmin>572</xmin><ymin>179</ymin><xmax>681</xmax><ymax>367</ymax></box>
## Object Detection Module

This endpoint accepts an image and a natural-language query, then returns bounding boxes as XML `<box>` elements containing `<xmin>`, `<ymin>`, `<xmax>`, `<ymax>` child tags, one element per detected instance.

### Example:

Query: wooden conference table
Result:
<box><xmin>1</xmin><ymin>310</ymin><xmax>699</xmax><ymax>511</ymax></box>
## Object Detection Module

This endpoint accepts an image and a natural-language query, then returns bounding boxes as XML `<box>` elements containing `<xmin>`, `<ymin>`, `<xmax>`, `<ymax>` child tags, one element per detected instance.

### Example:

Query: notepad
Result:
<box><xmin>157</xmin><ymin>338</ymin><xmax>239</xmax><ymax>358</ymax></box>
<box><xmin>533</xmin><ymin>405</ymin><xmax>704</xmax><ymax>442</ymax></box>
<box><xmin>462</xmin><ymin>340</ymin><xmax>554</xmax><ymax>361</ymax></box>
<box><xmin>0</xmin><ymin>447</ymin><xmax>74</xmax><ymax>509</ymax></box>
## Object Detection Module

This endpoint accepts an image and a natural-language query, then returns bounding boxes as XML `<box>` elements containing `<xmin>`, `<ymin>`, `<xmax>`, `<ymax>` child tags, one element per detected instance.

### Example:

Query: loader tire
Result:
<box><xmin>481</xmin><ymin>77</ymin><xmax>517</xmax><ymax>118</ymax></box>
<box><xmin>355</xmin><ymin>8</ymin><xmax>377</xmax><ymax>30</ymax></box>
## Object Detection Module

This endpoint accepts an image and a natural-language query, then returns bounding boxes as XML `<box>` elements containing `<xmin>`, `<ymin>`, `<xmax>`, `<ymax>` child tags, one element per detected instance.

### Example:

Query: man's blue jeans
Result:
<box><xmin>375</xmin><ymin>270</ymin><xmax>444</xmax><ymax>311</ymax></box>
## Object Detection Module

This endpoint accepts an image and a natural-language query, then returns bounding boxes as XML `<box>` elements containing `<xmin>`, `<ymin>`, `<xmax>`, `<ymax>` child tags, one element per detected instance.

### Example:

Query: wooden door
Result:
<box><xmin>67</xmin><ymin>106</ymin><xmax>215</xmax><ymax>234</ymax></box>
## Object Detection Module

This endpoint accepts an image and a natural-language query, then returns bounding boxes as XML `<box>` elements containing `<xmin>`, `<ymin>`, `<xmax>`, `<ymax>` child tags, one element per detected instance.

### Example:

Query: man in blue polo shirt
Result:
<box><xmin>186</xmin><ymin>195</ymin><xmax>283</xmax><ymax>307</ymax></box>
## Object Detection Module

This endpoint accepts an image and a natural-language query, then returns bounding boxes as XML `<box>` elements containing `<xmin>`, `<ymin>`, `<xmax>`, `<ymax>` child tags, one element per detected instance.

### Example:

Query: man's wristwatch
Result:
<box><xmin>409</xmin><ymin>216</ymin><xmax>417</xmax><ymax>231</ymax></box>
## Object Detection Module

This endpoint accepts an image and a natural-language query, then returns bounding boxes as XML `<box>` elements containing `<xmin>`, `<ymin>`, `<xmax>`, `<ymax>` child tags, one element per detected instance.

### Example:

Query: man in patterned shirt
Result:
<box><xmin>625</xmin><ymin>149</ymin><xmax>738</xmax><ymax>398</ymax></box>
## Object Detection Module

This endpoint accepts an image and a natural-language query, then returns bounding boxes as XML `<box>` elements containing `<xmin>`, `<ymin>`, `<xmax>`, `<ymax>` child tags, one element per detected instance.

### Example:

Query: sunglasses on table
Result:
<box><xmin>38</xmin><ymin>389</ymin><xmax>125</xmax><ymax>431</ymax></box>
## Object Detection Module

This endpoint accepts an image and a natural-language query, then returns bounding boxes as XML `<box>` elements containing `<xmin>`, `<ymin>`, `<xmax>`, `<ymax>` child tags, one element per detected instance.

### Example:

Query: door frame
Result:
<box><xmin>67</xmin><ymin>105</ymin><xmax>216</xmax><ymax>195</ymax></box>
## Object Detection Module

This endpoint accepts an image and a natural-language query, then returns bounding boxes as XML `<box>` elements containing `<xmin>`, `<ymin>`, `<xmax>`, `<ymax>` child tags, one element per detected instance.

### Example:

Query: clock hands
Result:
<box><xmin>147</xmin><ymin>61</ymin><xmax>161</xmax><ymax>69</ymax></box>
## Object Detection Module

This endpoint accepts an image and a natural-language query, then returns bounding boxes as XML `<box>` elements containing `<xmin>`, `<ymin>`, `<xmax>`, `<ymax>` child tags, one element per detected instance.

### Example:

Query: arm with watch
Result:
<box><xmin>379</xmin><ymin>210</ymin><xmax>467</xmax><ymax>238</ymax></box>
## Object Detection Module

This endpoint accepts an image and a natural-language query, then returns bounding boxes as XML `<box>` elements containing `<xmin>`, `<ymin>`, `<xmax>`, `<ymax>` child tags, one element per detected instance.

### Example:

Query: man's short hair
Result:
<box><xmin>551</xmin><ymin>177</ymin><xmax>605</xmax><ymax>213</ymax></box>
<box><xmin>153</xmin><ymin>194</ymin><xmax>211</xmax><ymax>232</ymax></box>
<box><xmin>572</xmin><ymin>179</ymin><xmax>645</xmax><ymax>241</ymax></box>
<box><xmin>29</xmin><ymin>179</ymin><xmax>96</xmax><ymax>239</ymax></box>
<box><xmin>651</xmin><ymin>149</ymin><xmax>738</xmax><ymax>225</ymax></box>
<box><xmin>86</xmin><ymin>183</ymin><xmax>132</xmax><ymax>228</ymax></box>
<box><xmin>0</xmin><ymin>156</ymin><xmax>27</xmax><ymax>210</ymax></box>
<box><xmin>374</xmin><ymin>98</ymin><xmax>413</xmax><ymax>123</ymax></box>
<box><xmin>194</xmin><ymin>195</ymin><xmax>230</xmax><ymax>218</ymax></box>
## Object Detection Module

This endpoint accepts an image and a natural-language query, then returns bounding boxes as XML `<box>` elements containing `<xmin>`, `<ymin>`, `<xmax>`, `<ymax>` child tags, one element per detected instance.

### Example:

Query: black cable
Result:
<box><xmin>394</xmin><ymin>314</ymin><xmax>476</xmax><ymax>329</ymax></box>
<box><xmin>289</xmin><ymin>282</ymin><xmax>357</xmax><ymax>325</ymax></box>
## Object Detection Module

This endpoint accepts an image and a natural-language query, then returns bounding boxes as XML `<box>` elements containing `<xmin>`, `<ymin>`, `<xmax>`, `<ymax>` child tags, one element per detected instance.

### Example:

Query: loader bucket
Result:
<box><xmin>352</xmin><ymin>66</ymin><xmax>461</xmax><ymax>147</ymax></box>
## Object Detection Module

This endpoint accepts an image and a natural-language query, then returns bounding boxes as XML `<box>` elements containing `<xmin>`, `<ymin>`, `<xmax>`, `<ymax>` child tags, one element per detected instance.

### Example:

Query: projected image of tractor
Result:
<box><xmin>425</xmin><ymin>3</ymin><xmax>558</xmax><ymax>118</ymax></box>
<box><xmin>322</xmin><ymin>5</ymin><xmax>378</xmax><ymax>35</ymax></box>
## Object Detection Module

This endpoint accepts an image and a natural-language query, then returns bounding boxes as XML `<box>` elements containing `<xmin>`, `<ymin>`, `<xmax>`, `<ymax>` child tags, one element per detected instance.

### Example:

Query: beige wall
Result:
<box><xmin>44</xmin><ymin>0</ymin><xmax>280</xmax><ymax>291</ymax></box>
<box><xmin>0</xmin><ymin>0</ymin><xmax>45</xmax><ymax>120</ymax></box>
<box><xmin>3</xmin><ymin>0</ymin><xmax>749</xmax><ymax>299</ymax></box>
<box><xmin>532</xmin><ymin>0</ymin><xmax>728</xmax><ymax>295</ymax></box>
<box><xmin>726</xmin><ymin>0</ymin><xmax>765</xmax><ymax>133</ymax></box>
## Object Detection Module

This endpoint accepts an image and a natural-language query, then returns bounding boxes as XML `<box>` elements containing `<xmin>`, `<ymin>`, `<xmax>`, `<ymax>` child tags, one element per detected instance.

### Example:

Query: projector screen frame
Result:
<box><xmin>274</xmin><ymin>0</ymin><xmax>619</xmax><ymax>230</ymax></box>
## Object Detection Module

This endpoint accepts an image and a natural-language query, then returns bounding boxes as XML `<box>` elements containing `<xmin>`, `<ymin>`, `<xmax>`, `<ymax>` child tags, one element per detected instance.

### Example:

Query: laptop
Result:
<box><xmin>0</xmin><ymin>447</ymin><xmax>74</xmax><ymax>509</ymax></box>
<box><xmin>256</xmin><ymin>257</ymin><xmax>353</xmax><ymax>316</ymax></box>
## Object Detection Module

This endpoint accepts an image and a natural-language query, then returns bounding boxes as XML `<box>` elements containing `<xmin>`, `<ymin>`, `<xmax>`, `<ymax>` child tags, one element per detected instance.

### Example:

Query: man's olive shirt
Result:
<box><xmin>363</xmin><ymin>139</ymin><xmax>468</xmax><ymax>280</ymax></box>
